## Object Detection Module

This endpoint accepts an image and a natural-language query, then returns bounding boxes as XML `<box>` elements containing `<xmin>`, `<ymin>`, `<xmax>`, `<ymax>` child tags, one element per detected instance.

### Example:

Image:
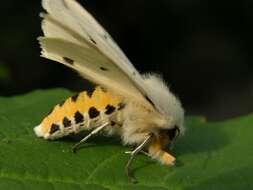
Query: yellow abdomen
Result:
<box><xmin>34</xmin><ymin>86</ymin><xmax>124</xmax><ymax>139</ymax></box>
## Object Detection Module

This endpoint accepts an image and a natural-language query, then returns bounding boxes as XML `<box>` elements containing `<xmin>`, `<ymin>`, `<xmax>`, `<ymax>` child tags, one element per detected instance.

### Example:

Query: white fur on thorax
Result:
<box><xmin>142</xmin><ymin>74</ymin><xmax>184</xmax><ymax>130</ymax></box>
<box><xmin>120</xmin><ymin>102</ymin><xmax>156</xmax><ymax>145</ymax></box>
<box><xmin>118</xmin><ymin>73</ymin><xmax>185</xmax><ymax>145</ymax></box>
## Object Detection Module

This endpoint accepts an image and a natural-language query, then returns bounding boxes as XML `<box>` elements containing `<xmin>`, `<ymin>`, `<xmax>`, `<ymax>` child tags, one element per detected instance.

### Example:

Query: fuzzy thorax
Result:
<box><xmin>119</xmin><ymin>74</ymin><xmax>185</xmax><ymax>146</ymax></box>
<box><xmin>119</xmin><ymin>101</ymin><xmax>178</xmax><ymax>145</ymax></box>
<box><xmin>142</xmin><ymin>74</ymin><xmax>185</xmax><ymax>132</ymax></box>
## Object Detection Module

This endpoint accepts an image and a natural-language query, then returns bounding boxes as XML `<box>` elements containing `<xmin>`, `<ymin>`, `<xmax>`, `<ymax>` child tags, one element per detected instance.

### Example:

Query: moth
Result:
<box><xmin>34</xmin><ymin>0</ymin><xmax>185</xmax><ymax>183</ymax></box>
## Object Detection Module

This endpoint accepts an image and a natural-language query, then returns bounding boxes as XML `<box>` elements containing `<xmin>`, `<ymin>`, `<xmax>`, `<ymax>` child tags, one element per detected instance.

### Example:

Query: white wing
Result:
<box><xmin>39</xmin><ymin>37</ymin><xmax>146</xmax><ymax>103</ymax></box>
<box><xmin>40</xmin><ymin>0</ymin><xmax>158</xmax><ymax>110</ymax></box>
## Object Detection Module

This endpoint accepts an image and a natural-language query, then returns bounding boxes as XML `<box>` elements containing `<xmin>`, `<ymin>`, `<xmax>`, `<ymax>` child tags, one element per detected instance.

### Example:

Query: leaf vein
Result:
<box><xmin>85</xmin><ymin>152</ymin><xmax>122</xmax><ymax>182</ymax></box>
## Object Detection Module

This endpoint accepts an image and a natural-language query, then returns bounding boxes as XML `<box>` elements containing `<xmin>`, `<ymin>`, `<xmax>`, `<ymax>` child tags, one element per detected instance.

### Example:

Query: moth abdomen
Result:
<box><xmin>34</xmin><ymin>86</ymin><xmax>124</xmax><ymax>139</ymax></box>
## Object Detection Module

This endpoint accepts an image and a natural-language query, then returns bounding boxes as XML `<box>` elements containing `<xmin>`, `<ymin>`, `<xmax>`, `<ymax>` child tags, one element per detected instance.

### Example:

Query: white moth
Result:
<box><xmin>35</xmin><ymin>0</ymin><xmax>185</xmax><ymax>183</ymax></box>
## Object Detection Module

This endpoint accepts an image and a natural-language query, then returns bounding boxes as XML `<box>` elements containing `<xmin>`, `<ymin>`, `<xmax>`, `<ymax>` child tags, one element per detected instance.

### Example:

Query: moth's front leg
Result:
<box><xmin>148</xmin><ymin>135</ymin><xmax>176</xmax><ymax>166</ymax></box>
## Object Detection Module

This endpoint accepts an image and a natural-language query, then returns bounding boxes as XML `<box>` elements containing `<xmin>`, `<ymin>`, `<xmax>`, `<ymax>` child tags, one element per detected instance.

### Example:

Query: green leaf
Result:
<box><xmin>0</xmin><ymin>89</ymin><xmax>252</xmax><ymax>190</ymax></box>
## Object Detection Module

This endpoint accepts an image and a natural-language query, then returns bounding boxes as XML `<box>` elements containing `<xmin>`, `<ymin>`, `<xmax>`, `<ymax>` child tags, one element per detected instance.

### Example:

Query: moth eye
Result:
<box><xmin>168</xmin><ymin>126</ymin><xmax>180</xmax><ymax>140</ymax></box>
<box><xmin>63</xmin><ymin>57</ymin><xmax>74</xmax><ymax>65</ymax></box>
<box><xmin>161</xmin><ymin>126</ymin><xmax>180</xmax><ymax>140</ymax></box>
<box><xmin>100</xmin><ymin>67</ymin><xmax>108</xmax><ymax>71</ymax></box>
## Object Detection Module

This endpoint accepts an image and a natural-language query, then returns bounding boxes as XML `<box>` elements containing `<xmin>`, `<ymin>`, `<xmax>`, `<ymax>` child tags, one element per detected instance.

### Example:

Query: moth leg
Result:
<box><xmin>125</xmin><ymin>134</ymin><xmax>154</xmax><ymax>183</ymax></box>
<box><xmin>72</xmin><ymin>122</ymin><xmax>109</xmax><ymax>153</ymax></box>
<box><xmin>125</xmin><ymin>150</ymin><xmax>149</xmax><ymax>156</ymax></box>
<box><xmin>148</xmin><ymin>136</ymin><xmax>176</xmax><ymax>166</ymax></box>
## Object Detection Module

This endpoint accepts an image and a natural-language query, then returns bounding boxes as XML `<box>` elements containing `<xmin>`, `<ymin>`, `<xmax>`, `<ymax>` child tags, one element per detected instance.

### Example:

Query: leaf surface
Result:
<box><xmin>0</xmin><ymin>89</ymin><xmax>252</xmax><ymax>190</ymax></box>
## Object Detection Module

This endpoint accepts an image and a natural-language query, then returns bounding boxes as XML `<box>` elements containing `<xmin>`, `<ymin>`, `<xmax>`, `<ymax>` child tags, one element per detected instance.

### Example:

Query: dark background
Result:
<box><xmin>0</xmin><ymin>0</ymin><xmax>252</xmax><ymax>121</ymax></box>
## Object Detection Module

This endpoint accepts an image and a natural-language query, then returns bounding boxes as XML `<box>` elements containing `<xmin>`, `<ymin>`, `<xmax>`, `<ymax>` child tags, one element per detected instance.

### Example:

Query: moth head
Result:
<box><xmin>160</xmin><ymin>125</ymin><xmax>183</xmax><ymax>144</ymax></box>
<box><xmin>152</xmin><ymin>113</ymin><xmax>185</xmax><ymax>142</ymax></box>
<box><xmin>142</xmin><ymin>73</ymin><xmax>185</xmax><ymax>134</ymax></box>
<box><xmin>152</xmin><ymin>108</ymin><xmax>184</xmax><ymax>146</ymax></box>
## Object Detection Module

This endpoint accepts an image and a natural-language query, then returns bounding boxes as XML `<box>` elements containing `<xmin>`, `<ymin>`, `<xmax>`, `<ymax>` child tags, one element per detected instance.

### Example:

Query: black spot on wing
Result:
<box><xmin>100</xmin><ymin>67</ymin><xmax>108</xmax><ymax>71</ymax></box>
<box><xmin>117</xmin><ymin>102</ymin><xmax>126</xmax><ymax>110</ymax></box>
<box><xmin>111</xmin><ymin>121</ymin><xmax>116</xmax><ymax>126</ymax></box>
<box><xmin>88</xmin><ymin>35</ymin><xmax>97</xmax><ymax>45</ymax></box>
<box><xmin>90</xmin><ymin>38</ymin><xmax>97</xmax><ymax>44</ymax></box>
<box><xmin>50</xmin><ymin>124</ymin><xmax>60</xmax><ymax>134</ymax></box>
<box><xmin>105</xmin><ymin>105</ymin><xmax>116</xmax><ymax>115</ymax></box>
<box><xmin>63</xmin><ymin>57</ymin><xmax>74</xmax><ymax>65</ymax></box>
<box><xmin>74</xmin><ymin>111</ymin><xmax>84</xmax><ymax>124</ymax></box>
<box><xmin>63</xmin><ymin>117</ymin><xmax>72</xmax><ymax>128</ymax></box>
<box><xmin>100</xmin><ymin>87</ymin><xmax>107</xmax><ymax>93</ymax></box>
<box><xmin>103</xmin><ymin>34</ymin><xmax>108</xmax><ymax>39</ymax></box>
<box><xmin>88</xmin><ymin>107</ymin><xmax>100</xmax><ymax>119</ymax></box>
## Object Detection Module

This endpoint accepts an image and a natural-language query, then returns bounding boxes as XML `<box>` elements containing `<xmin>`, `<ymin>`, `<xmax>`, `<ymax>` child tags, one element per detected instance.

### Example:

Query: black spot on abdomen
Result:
<box><xmin>63</xmin><ymin>117</ymin><xmax>72</xmax><ymax>128</ymax></box>
<box><xmin>71</xmin><ymin>94</ymin><xmax>79</xmax><ymax>102</ymax></box>
<box><xmin>50</xmin><ymin>124</ymin><xmax>60</xmax><ymax>134</ymax></box>
<box><xmin>105</xmin><ymin>105</ymin><xmax>116</xmax><ymax>115</ymax></box>
<box><xmin>86</xmin><ymin>86</ymin><xmax>96</xmax><ymax>98</ymax></box>
<box><xmin>88</xmin><ymin>107</ymin><xmax>100</xmax><ymax>119</ymax></box>
<box><xmin>74</xmin><ymin>111</ymin><xmax>84</xmax><ymax>124</ymax></box>
<box><xmin>63</xmin><ymin>57</ymin><xmax>74</xmax><ymax>65</ymax></box>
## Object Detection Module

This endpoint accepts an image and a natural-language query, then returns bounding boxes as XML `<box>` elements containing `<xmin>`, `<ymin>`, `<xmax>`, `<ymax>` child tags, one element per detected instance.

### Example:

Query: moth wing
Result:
<box><xmin>39</xmin><ymin>37</ymin><xmax>147</xmax><ymax>103</ymax></box>
<box><xmin>41</xmin><ymin>0</ymin><xmax>158</xmax><ymax>110</ymax></box>
<box><xmin>42</xmin><ymin>0</ymin><xmax>137</xmax><ymax>72</ymax></box>
<box><xmin>41</xmin><ymin>14</ymin><xmax>86</xmax><ymax>47</ymax></box>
